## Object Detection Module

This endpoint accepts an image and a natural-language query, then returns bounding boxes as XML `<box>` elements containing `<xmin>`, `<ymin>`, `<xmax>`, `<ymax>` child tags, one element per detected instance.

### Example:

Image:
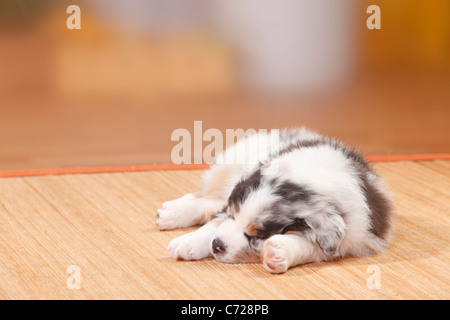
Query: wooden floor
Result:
<box><xmin>0</xmin><ymin>160</ymin><xmax>448</xmax><ymax>299</ymax></box>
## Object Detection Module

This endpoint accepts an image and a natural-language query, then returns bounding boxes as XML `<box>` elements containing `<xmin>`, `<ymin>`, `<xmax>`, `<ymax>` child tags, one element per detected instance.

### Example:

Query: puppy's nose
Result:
<box><xmin>212</xmin><ymin>238</ymin><xmax>226</xmax><ymax>254</ymax></box>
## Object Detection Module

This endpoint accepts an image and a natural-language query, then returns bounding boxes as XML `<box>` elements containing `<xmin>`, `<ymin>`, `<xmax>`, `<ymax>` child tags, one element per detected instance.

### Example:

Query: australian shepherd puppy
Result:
<box><xmin>156</xmin><ymin>127</ymin><xmax>393</xmax><ymax>273</ymax></box>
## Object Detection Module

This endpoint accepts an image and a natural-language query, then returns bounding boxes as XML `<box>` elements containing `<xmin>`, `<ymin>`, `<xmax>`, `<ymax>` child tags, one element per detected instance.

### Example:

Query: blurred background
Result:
<box><xmin>0</xmin><ymin>0</ymin><xmax>449</xmax><ymax>170</ymax></box>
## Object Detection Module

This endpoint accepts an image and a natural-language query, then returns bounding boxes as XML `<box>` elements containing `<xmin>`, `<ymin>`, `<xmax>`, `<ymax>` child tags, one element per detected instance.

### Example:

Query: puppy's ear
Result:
<box><xmin>306</xmin><ymin>209</ymin><xmax>345</xmax><ymax>256</ymax></box>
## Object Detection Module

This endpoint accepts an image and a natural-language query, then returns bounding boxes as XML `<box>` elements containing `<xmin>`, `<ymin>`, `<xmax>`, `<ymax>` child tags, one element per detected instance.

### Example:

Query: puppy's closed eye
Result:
<box><xmin>244</xmin><ymin>232</ymin><xmax>255</xmax><ymax>241</ymax></box>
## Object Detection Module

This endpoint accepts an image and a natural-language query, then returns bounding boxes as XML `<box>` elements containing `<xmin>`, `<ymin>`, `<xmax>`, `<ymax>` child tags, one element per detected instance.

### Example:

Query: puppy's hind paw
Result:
<box><xmin>155</xmin><ymin>203</ymin><xmax>178</xmax><ymax>230</ymax></box>
<box><xmin>155</xmin><ymin>194</ymin><xmax>198</xmax><ymax>230</ymax></box>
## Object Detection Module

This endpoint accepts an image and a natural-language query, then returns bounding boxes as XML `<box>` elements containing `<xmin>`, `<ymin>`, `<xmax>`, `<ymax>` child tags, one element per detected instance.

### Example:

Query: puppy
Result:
<box><xmin>156</xmin><ymin>127</ymin><xmax>393</xmax><ymax>273</ymax></box>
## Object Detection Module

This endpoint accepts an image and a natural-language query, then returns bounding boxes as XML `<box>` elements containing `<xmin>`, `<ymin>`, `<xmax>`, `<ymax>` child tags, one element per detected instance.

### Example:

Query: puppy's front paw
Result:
<box><xmin>168</xmin><ymin>232</ymin><xmax>212</xmax><ymax>261</ymax></box>
<box><xmin>261</xmin><ymin>237</ymin><xmax>290</xmax><ymax>274</ymax></box>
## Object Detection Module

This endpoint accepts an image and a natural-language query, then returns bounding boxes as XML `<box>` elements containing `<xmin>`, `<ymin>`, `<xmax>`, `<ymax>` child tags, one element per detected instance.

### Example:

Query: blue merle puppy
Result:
<box><xmin>156</xmin><ymin>127</ymin><xmax>393</xmax><ymax>273</ymax></box>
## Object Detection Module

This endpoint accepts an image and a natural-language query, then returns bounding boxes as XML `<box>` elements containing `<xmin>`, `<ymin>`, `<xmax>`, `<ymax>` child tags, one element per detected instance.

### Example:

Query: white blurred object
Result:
<box><xmin>212</xmin><ymin>0</ymin><xmax>357</xmax><ymax>93</ymax></box>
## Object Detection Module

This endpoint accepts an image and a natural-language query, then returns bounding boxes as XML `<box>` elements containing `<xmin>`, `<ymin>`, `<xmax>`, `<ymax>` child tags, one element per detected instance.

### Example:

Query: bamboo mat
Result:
<box><xmin>0</xmin><ymin>161</ymin><xmax>448</xmax><ymax>299</ymax></box>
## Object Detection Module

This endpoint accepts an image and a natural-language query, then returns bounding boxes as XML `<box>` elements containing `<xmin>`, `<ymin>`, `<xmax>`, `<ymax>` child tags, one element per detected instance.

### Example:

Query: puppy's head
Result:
<box><xmin>210</xmin><ymin>169</ymin><xmax>315</xmax><ymax>263</ymax></box>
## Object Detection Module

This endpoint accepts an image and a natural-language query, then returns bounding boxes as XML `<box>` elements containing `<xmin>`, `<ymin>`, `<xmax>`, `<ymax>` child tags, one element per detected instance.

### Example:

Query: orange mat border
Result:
<box><xmin>0</xmin><ymin>154</ymin><xmax>449</xmax><ymax>178</ymax></box>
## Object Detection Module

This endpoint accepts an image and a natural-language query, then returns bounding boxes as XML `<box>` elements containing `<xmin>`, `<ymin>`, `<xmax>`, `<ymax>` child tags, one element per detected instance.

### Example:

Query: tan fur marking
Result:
<box><xmin>202</xmin><ymin>165</ymin><xmax>233</xmax><ymax>198</ymax></box>
<box><xmin>229</xmin><ymin>202</ymin><xmax>236</xmax><ymax>218</ymax></box>
<box><xmin>246</xmin><ymin>223</ymin><xmax>258</xmax><ymax>236</ymax></box>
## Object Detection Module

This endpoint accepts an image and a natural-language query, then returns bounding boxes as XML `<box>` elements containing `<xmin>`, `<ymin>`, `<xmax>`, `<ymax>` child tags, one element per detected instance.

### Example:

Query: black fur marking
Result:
<box><xmin>257</xmin><ymin>220</ymin><xmax>286</xmax><ymax>239</ymax></box>
<box><xmin>228</xmin><ymin>169</ymin><xmax>262</xmax><ymax>211</ymax></box>
<box><xmin>277</xmin><ymin>138</ymin><xmax>326</xmax><ymax>158</ymax></box>
<box><xmin>329</xmin><ymin>141</ymin><xmax>391</xmax><ymax>240</ymax></box>
<box><xmin>274</xmin><ymin>181</ymin><xmax>313</xmax><ymax>203</ymax></box>
<box><xmin>257</xmin><ymin>217</ymin><xmax>310</xmax><ymax>239</ymax></box>
<box><xmin>276</xmin><ymin>136</ymin><xmax>371</xmax><ymax>174</ymax></box>
<box><xmin>361</xmin><ymin>174</ymin><xmax>392</xmax><ymax>240</ymax></box>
